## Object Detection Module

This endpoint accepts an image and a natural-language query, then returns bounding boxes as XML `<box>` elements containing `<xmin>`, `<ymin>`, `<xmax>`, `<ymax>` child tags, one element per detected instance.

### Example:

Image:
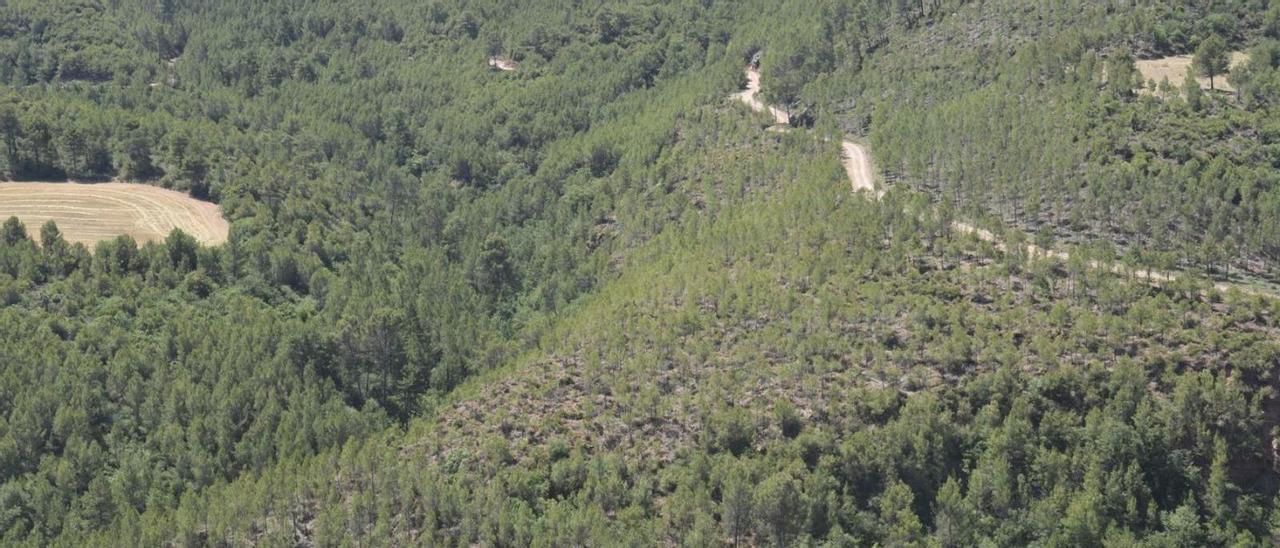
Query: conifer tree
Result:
<box><xmin>1195</xmin><ymin>34</ymin><xmax>1230</xmax><ymax>91</ymax></box>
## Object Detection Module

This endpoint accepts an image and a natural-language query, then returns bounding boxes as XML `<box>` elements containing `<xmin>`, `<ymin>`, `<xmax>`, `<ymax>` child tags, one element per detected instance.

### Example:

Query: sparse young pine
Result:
<box><xmin>1184</xmin><ymin>66</ymin><xmax>1204</xmax><ymax>109</ymax></box>
<box><xmin>722</xmin><ymin>467</ymin><xmax>754</xmax><ymax>546</ymax></box>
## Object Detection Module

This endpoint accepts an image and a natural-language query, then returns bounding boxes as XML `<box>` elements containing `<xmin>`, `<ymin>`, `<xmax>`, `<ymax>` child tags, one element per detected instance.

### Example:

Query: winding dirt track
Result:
<box><xmin>735</xmin><ymin>65</ymin><xmax>1266</xmax><ymax>298</ymax></box>
<box><xmin>0</xmin><ymin>182</ymin><xmax>229</xmax><ymax>247</ymax></box>
<box><xmin>735</xmin><ymin>68</ymin><xmax>791</xmax><ymax>125</ymax></box>
<box><xmin>738</xmin><ymin>67</ymin><xmax>879</xmax><ymax>196</ymax></box>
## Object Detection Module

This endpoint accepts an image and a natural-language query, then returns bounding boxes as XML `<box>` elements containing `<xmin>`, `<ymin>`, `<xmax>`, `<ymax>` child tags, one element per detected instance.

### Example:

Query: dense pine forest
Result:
<box><xmin>3</xmin><ymin>0</ymin><xmax>1280</xmax><ymax>545</ymax></box>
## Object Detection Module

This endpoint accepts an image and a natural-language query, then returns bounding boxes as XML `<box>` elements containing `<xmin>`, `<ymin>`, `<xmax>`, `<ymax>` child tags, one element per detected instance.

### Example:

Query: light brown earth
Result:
<box><xmin>841</xmin><ymin>140</ymin><xmax>879</xmax><ymax>196</ymax></box>
<box><xmin>0</xmin><ymin>182</ymin><xmax>229</xmax><ymax>247</ymax></box>
<box><xmin>1135</xmin><ymin>51</ymin><xmax>1249</xmax><ymax>93</ymax></box>
<box><xmin>735</xmin><ymin>67</ymin><xmax>791</xmax><ymax>125</ymax></box>
<box><xmin>488</xmin><ymin>57</ymin><xmax>517</xmax><ymax>72</ymax></box>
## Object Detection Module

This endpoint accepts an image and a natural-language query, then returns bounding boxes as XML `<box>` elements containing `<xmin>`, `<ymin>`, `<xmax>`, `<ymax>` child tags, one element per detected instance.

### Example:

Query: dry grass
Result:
<box><xmin>1136</xmin><ymin>52</ymin><xmax>1249</xmax><ymax>94</ymax></box>
<box><xmin>0</xmin><ymin>182</ymin><xmax>229</xmax><ymax>247</ymax></box>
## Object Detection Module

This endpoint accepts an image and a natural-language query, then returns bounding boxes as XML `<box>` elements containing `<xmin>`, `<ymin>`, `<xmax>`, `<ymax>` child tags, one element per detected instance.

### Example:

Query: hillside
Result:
<box><xmin>3</xmin><ymin>0</ymin><xmax>1280</xmax><ymax>546</ymax></box>
<box><xmin>93</xmin><ymin>92</ymin><xmax>1280</xmax><ymax>545</ymax></box>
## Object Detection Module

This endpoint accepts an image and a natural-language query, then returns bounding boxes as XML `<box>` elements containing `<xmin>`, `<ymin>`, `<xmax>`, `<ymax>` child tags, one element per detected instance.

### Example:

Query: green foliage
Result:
<box><xmin>1232</xmin><ymin>40</ymin><xmax>1280</xmax><ymax>110</ymax></box>
<box><xmin>0</xmin><ymin>0</ymin><xmax>757</xmax><ymax>541</ymax></box>
<box><xmin>754</xmin><ymin>471</ymin><xmax>804</xmax><ymax>547</ymax></box>
<box><xmin>846</xmin><ymin>0</ymin><xmax>1280</xmax><ymax>276</ymax></box>
<box><xmin>4</xmin><ymin>0</ymin><xmax>1280</xmax><ymax>546</ymax></box>
<box><xmin>1185</xmin><ymin>66</ymin><xmax>1206</xmax><ymax>110</ymax></box>
<box><xmin>762</xmin><ymin>22</ymin><xmax>835</xmax><ymax>111</ymax></box>
<box><xmin>1196</xmin><ymin>34</ymin><xmax>1231</xmax><ymax>90</ymax></box>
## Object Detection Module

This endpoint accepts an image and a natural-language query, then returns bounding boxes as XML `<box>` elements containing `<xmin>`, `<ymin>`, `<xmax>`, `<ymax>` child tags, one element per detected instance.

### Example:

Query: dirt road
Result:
<box><xmin>735</xmin><ymin>67</ymin><xmax>791</xmax><ymax>125</ymax></box>
<box><xmin>841</xmin><ymin>141</ymin><xmax>878</xmax><ymax>196</ymax></box>
<box><xmin>737</xmin><ymin>67</ymin><xmax>878</xmax><ymax>196</ymax></box>
<box><xmin>735</xmin><ymin>64</ymin><xmax>1269</xmax><ymax>298</ymax></box>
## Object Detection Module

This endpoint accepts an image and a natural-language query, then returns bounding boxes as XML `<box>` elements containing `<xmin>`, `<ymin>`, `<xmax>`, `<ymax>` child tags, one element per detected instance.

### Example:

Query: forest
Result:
<box><xmin>2</xmin><ymin>0</ymin><xmax>1280</xmax><ymax>545</ymax></box>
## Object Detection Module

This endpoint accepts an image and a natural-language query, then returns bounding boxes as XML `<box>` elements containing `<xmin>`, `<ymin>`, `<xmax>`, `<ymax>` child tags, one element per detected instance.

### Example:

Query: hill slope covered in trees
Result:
<box><xmin>4</xmin><ymin>0</ymin><xmax>1280</xmax><ymax>546</ymax></box>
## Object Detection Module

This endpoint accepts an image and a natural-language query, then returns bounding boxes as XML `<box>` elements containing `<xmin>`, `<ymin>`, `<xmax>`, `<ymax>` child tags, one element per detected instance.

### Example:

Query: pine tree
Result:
<box><xmin>1195</xmin><ymin>35</ymin><xmax>1230</xmax><ymax>91</ymax></box>
<box><xmin>754</xmin><ymin>472</ymin><xmax>802</xmax><ymax>548</ymax></box>
<box><xmin>722</xmin><ymin>467</ymin><xmax>753</xmax><ymax>546</ymax></box>
<box><xmin>2</xmin><ymin>217</ymin><xmax>26</xmax><ymax>246</ymax></box>
<box><xmin>1207</xmin><ymin>435</ymin><xmax>1231</xmax><ymax>525</ymax></box>
<box><xmin>1184</xmin><ymin>67</ymin><xmax>1204</xmax><ymax>110</ymax></box>
<box><xmin>878</xmin><ymin>480</ymin><xmax>923</xmax><ymax>546</ymax></box>
<box><xmin>933</xmin><ymin>476</ymin><xmax>974</xmax><ymax>547</ymax></box>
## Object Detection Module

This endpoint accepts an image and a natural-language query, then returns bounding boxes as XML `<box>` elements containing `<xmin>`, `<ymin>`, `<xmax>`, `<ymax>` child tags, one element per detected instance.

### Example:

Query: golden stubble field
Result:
<box><xmin>1135</xmin><ymin>52</ymin><xmax>1250</xmax><ymax>93</ymax></box>
<box><xmin>0</xmin><ymin>182</ymin><xmax>229</xmax><ymax>247</ymax></box>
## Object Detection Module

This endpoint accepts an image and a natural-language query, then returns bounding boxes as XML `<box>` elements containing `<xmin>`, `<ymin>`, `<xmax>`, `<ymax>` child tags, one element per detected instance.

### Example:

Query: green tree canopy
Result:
<box><xmin>1195</xmin><ymin>34</ymin><xmax>1231</xmax><ymax>90</ymax></box>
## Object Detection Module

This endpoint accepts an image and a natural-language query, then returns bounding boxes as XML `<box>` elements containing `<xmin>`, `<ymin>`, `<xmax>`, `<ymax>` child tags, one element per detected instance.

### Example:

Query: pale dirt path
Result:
<box><xmin>735</xmin><ymin>65</ymin><xmax>1269</xmax><ymax>298</ymax></box>
<box><xmin>737</xmin><ymin>67</ymin><xmax>878</xmax><ymax>196</ymax></box>
<box><xmin>0</xmin><ymin>181</ymin><xmax>229</xmax><ymax>247</ymax></box>
<box><xmin>949</xmin><ymin>222</ymin><xmax>1254</xmax><ymax>293</ymax></box>
<box><xmin>841</xmin><ymin>140</ymin><xmax>879</xmax><ymax>197</ymax></box>
<box><xmin>735</xmin><ymin>67</ymin><xmax>791</xmax><ymax>125</ymax></box>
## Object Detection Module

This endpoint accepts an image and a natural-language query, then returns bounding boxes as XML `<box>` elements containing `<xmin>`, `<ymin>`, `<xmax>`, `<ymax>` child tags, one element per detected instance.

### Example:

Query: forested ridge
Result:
<box><xmin>3</xmin><ymin>0</ymin><xmax>1280</xmax><ymax>546</ymax></box>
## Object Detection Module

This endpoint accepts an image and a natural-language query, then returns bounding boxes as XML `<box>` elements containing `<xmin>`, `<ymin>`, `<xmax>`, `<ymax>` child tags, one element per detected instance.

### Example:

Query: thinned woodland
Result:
<box><xmin>2</xmin><ymin>0</ymin><xmax>1280</xmax><ymax>546</ymax></box>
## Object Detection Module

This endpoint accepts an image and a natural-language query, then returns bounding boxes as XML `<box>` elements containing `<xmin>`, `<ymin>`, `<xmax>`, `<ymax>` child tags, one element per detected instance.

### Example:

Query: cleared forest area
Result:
<box><xmin>0</xmin><ymin>182</ymin><xmax>228</xmax><ymax>245</ymax></box>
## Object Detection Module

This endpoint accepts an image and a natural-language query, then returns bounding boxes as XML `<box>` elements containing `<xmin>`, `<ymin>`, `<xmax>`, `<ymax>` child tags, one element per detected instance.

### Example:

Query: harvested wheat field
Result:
<box><xmin>0</xmin><ymin>182</ymin><xmax>229</xmax><ymax>247</ymax></box>
<box><xmin>1136</xmin><ymin>51</ymin><xmax>1249</xmax><ymax>93</ymax></box>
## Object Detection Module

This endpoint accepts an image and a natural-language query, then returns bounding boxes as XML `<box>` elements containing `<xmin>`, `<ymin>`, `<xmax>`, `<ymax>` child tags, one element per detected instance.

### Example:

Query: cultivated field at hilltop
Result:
<box><xmin>0</xmin><ymin>182</ymin><xmax>229</xmax><ymax>246</ymax></box>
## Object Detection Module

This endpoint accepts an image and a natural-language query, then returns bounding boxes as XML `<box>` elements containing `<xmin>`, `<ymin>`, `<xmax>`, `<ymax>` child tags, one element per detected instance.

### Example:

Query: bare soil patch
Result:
<box><xmin>488</xmin><ymin>56</ymin><xmax>517</xmax><ymax>72</ymax></box>
<box><xmin>1136</xmin><ymin>52</ymin><xmax>1249</xmax><ymax>93</ymax></box>
<box><xmin>0</xmin><ymin>182</ymin><xmax>229</xmax><ymax>247</ymax></box>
